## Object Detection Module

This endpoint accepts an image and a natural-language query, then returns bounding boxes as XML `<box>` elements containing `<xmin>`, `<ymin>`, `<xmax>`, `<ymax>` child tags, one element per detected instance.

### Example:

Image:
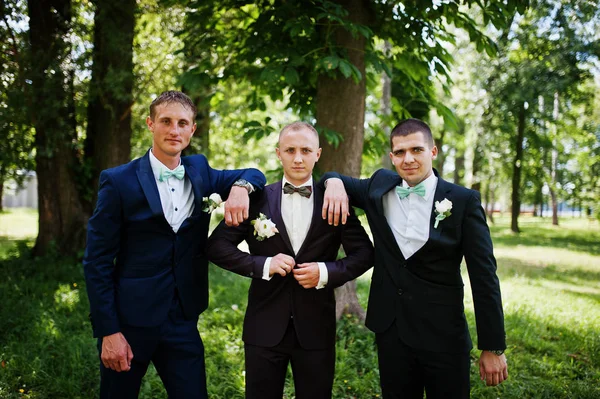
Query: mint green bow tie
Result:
<box><xmin>159</xmin><ymin>165</ymin><xmax>185</xmax><ymax>182</ymax></box>
<box><xmin>396</xmin><ymin>182</ymin><xmax>426</xmax><ymax>199</ymax></box>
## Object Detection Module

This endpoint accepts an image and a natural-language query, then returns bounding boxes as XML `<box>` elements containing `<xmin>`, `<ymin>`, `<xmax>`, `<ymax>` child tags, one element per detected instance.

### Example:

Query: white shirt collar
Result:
<box><xmin>401</xmin><ymin>172</ymin><xmax>438</xmax><ymax>201</ymax></box>
<box><xmin>149</xmin><ymin>149</ymin><xmax>182</xmax><ymax>182</ymax></box>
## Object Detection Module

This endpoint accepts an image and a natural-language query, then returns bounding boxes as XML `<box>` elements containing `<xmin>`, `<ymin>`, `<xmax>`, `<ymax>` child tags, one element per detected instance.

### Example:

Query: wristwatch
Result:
<box><xmin>233</xmin><ymin>179</ymin><xmax>254</xmax><ymax>193</ymax></box>
<box><xmin>487</xmin><ymin>349</ymin><xmax>505</xmax><ymax>356</ymax></box>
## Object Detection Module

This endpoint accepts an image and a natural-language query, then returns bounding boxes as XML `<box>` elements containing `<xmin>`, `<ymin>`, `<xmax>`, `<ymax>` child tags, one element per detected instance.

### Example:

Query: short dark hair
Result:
<box><xmin>279</xmin><ymin>121</ymin><xmax>320</xmax><ymax>146</ymax></box>
<box><xmin>390</xmin><ymin>118</ymin><xmax>434</xmax><ymax>148</ymax></box>
<box><xmin>149</xmin><ymin>91</ymin><xmax>197</xmax><ymax>120</ymax></box>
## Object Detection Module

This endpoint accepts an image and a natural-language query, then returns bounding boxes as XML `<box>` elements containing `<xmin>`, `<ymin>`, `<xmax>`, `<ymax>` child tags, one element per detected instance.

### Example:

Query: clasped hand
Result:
<box><xmin>270</xmin><ymin>253</ymin><xmax>320</xmax><ymax>289</ymax></box>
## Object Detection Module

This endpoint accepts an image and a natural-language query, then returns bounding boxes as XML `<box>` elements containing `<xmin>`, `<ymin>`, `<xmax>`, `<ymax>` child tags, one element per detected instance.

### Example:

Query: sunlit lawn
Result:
<box><xmin>0</xmin><ymin>208</ymin><xmax>37</xmax><ymax>258</ymax></box>
<box><xmin>0</xmin><ymin>209</ymin><xmax>598</xmax><ymax>398</ymax></box>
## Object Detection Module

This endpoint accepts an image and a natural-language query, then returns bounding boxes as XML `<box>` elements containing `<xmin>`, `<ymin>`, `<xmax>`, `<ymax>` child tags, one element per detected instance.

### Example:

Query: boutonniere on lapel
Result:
<box><xmin>202</xmin><ymin>193</ymin><xmax>223</xmax><ymax>213</ymax></box>
<box><xmin>434</xmin><ymin>198</ymin><xmax>453</xmax><ymax>228</ymax></box>
<box><xmin>251</xmin><ymin>213</ymin><xmax>279</xmax><ymax>241</ymax></box>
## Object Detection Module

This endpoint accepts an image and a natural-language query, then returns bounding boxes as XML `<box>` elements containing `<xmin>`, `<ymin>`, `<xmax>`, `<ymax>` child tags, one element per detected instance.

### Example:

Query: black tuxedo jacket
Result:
<box><xmin>321</xmin><ymin>169</ymin><xmax>505</xmax><ymax>353</ymax></box>
<box><xmin>206</xmin><ymin>181</ymin><xmax>374</xmax><ymax>350</ymax></box>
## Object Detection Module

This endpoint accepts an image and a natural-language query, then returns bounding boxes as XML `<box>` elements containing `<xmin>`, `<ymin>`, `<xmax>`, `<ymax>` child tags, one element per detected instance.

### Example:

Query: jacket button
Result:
<box><xmin>249</xmin><ymin>272</ymin><xmax>254</xmax><ymax>277</ymax></box>
<box><xmin>397</xmin><ymin>289</ymin><xmax>403</xmax><ymax>296</ymax></box>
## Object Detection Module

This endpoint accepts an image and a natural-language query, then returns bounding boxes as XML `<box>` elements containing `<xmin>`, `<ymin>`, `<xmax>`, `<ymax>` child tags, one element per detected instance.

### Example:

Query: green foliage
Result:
<box><xmin>0</xmin><ymin>0</ymin><xmax>35</xmax><ymax>187</ymax></box>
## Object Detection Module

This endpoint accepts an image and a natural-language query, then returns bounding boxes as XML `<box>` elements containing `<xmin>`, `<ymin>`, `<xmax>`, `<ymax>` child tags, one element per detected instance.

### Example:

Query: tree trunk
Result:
<box><xmin>453</xmin><ymin>153</ymin><xmax>464</xmax><ymax>186</ymax></box>
<box><xmin>436</xmin><ymin>130</ymin><xmax>445</xmax><ymax>177</ymax></box>
<box><xmin>316</xmin><ymin>0</ymin><xmax>370</xmax><ymax>322</ymax></box>
<box><xmin>380</xmin><ymin>41</ymin><xmax>392</xmax><ymax>169</ymax></box>
<box><xmin>85</xmin><ymin>0</ymin><xmax>135</xmax><ymax>209</ymax></box>
<box><xmin>484</xmin><ymin>181</ymin><xmax>494</xmax><ymax>224</ymax></box>
<box><xmin>0</xmin><ymin>178</ymin><xmax>4</xmax><ymax>212</ymax></box>
<box><xmin>511</xmin><ymin>102</ymin><xmax>525</xmax><ymax>233</ymax></box>
<box><xmin>28</xmin><ymin>0</ymin><xmax>87</xmax><ymax>256</ymax></box>
<box><xmin>550</xmin><ymin>92</ymin><xmax>559</xmax><ymax>226</ymax></box>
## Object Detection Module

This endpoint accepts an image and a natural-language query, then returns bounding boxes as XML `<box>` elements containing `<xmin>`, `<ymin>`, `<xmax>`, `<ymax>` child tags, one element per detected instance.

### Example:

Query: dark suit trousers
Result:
<box><xmin>244</xmin><ymin>319</ymin><xmax>335</xmax><ymax>399</ymax></box>
<box><xmin>376</xmin><ymin>324</ymin><xmax>470</xmax><ymax>399</ymax></box>
<box><xmin>98</xmin><ymin>295</ymin><xmax>207</xmax><ymax>399</ymax></box>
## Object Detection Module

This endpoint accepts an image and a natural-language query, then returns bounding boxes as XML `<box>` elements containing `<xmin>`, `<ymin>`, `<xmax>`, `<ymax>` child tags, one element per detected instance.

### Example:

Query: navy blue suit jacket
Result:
<box><xmin>206</xmin><ymin>181</ymin><xmax>374</xmax><ymax>350</ymax></box>
<box><xmin>83</xmin><ymin>151</ymin><xmax>266</xmax><ymax>338</ymax></box>
<box><xmin>321</xmin><ymin>169</ymin><xmax>505</xmax><ymax>353</ymax></box>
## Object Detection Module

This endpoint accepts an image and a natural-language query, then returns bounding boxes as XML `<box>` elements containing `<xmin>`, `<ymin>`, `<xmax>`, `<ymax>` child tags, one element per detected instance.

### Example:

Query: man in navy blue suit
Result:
<box><xmin>321</xmin><ymin>119</ymin><xmax>507</xmax><ymax>398</ymax></box>
<box><xmin>83</xmin><ymin>91</ymin><xmax>266</xmax><ymax>398</ymax></box>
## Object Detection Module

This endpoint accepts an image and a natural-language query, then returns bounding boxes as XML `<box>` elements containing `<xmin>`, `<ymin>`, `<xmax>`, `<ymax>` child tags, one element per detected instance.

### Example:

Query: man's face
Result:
<box><xmin>276</xmin><ymin>127</ymin><xmax>322</xmax><ymax>186</ymax></box>
<box><xmin>389</xmin><ymin>131</ymin><xmax>437</xmax><ymax>186</ymax></box>
<box><xmin>146</xmin><ymin>102</ymin><xmax>196</xmax><ymax>160</ymax></box>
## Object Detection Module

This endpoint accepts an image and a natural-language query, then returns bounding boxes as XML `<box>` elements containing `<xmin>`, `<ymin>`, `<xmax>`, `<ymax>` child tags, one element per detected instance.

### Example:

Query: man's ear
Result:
<box><xmin>316</xmin><ymin>148</ymin><xmax>322</xmax><ymax>161</ymax></box>
<box><xmin>275</xmin><ymin>147</ymin><xmax>281</xmax><ymax>162</ymax></box>
<box><xmin>146</xmin><ymin>116</ymin><xmax>154</xmax><ymax>131</ymax></box>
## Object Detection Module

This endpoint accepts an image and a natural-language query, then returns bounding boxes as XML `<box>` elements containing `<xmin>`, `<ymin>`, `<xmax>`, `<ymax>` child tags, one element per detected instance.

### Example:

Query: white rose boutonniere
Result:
<box><xmin>434</xmin><ymin>198</ymin><xmax>453</xmax><ymax>228</ymax></box>
<box><xmin>251</xmin><ymin>213</ymin><xmax>279</xmax><ymax>241</ymax></box>
<box><xmin>202</xmin><ymin>193</ymin><xmax>223</xmax><ymax>213</ymax></box>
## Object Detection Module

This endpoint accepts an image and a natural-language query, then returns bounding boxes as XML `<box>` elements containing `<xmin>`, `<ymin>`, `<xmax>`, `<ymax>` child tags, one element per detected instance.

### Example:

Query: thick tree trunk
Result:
<box><xmin>28</xmin><ymin>0</ymin><xmax>87</xmax><ymax>256</ymax></box>
<box><xmin>85</xmin><ymin>0</ymin><xmax>135</xmax><ymax>208</ymax></box>
<box><xmin>511</xmin><ymin>102</ymin><xmax>525</xmax><ymax>233</ymax></box>
<box><xmin>316</xmin><ymin>0</ymin><xmax>370</xmax><ymax>322</ymax></box>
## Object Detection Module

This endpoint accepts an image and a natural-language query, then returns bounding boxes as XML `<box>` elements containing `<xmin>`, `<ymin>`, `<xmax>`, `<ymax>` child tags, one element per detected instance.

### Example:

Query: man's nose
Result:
<box><xmin>168</xmin><ymin>123</ymin><xmax>180</xmax><ymax>135</ymax></box>
<box><xmin>294</xmin><ymin>154</ymin><xmax>303</xmax><ymax>163</ymax></box>
<box><xmin>404</xmin><ymin>152</ymin><xmax>414</xmax><ymax>162</ymax></box>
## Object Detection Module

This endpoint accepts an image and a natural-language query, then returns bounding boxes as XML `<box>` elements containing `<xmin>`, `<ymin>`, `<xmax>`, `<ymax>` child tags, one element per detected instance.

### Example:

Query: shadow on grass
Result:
<box><xmin>490</xmin><ymin>224</ymin><xmax>600</xmax><ymax>256</ymax></box>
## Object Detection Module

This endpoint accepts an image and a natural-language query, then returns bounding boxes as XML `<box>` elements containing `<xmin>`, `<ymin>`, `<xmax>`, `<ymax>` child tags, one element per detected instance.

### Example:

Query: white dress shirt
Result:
<box><xmin>149</xmin><ymin>150</ymin><xmax>195</xmax><ymax>233</ymax></box>
<box><xmin>383</xmin><ymin>173</ymin><xmax>438</xmax><ymax>259</ymax></box>
<box><xmin>262</xmin><ymin>177</ymin><xmax>328</xmax><ymax>289</ymax></box>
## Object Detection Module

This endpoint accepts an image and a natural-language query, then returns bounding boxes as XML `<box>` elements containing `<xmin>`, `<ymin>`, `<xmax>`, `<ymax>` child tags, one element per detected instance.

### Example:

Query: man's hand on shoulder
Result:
<box><xmin>270</xmin><ymin>253</ymin><xmax>296</xmax><ymax>277</ymax></box>
<box><xmin>479</xmin><ymin>351</ymin><xmax>508</xmax><ymax>386</ymax></box>
<box><xmin>224</xmin><ymin>186</ymin><xmax>250</xmax><ymax>226</ymax></box>
<box><xmin>101</xmin><ymin>332</ymin><xmax>133</xmax><ymax>372</ymax></box>
<box><xmin>293</xmin><ymin>262</ymin><xmax>320</xmax><ymax>289</ymax></box>
<box><xmin>321</xmin><ymin>178</ymin><xmax>349</xmax><ymax>226</ymax></box>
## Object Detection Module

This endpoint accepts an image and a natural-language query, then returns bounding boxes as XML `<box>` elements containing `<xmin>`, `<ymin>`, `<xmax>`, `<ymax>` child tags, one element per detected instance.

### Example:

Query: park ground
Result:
<box><xmin>0</xmin><ymin>209</ymin><xmax>598</xmax><ymax>398</ymax></box>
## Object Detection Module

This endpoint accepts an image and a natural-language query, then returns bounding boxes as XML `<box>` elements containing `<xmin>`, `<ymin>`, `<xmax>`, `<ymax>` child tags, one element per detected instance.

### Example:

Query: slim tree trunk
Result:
<box><xmin>316</xmin><ymin>0</ymin><xmax>371</xmax><ymax>322</ymax></box>
<box><xmin>0</xmin><ymin>178</ymin><xmax>4</xmax><ymax>212</ymax></box>
<box><xmin>511</xmin><ymin>102</ymin><xmax>525</xmax><ymax>233</ymax></box>
<box><xmin>28</xmin><ymin>0</ymin><xmax>87</xmax><ymax>256</ymax></box>
<box><xmin>550</xmin><ymin>92</ymin><xmax>559</xmax><ymax>226</ymax></box>
<box><xmin>85</xmin><ymin>0</ymin><xmax>135</xmax><ymax>209</ymax></box>
<box><xmin>380</xmin><ymin>41</ymin><xmax>392</xmax><ymax>169</ymax></box>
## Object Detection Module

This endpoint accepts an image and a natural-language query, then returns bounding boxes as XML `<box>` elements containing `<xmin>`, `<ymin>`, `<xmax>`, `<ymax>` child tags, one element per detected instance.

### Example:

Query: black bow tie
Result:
<box><xmin>283</xmin><ymin>182</ymin><xmax>312</xmax><ymax>198</ymax></box>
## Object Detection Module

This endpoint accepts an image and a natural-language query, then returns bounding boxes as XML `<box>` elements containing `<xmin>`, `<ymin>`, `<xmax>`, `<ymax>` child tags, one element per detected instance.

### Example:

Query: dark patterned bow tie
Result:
<box><xmin>283</xmin><ymin>182</ymin><xmax>312</xmax><ymax>198</ymax></box>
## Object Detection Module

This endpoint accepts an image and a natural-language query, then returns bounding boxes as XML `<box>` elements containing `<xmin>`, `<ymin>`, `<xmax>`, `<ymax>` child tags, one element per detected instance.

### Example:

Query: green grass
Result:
<box><xmin>0</xmin><ymin>208</ymin><xmax>37</xmax><ymax>259</ymax></box>
<box><xmin>0</xmin><ymin>210</ymin><xmax>599</xmax><ymax>398</ymax></box>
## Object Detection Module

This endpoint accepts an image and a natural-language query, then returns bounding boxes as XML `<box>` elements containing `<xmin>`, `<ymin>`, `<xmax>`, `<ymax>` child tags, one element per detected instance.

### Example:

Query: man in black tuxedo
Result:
<box><xmin>206</xmin><ymin>122</ymin><xmax>373</xmax><ymax>399</ymax></box>
<box><xmin>321</xmin><ymin>118</ymin><xmax>507</xmax><ymax>398</ymax></box>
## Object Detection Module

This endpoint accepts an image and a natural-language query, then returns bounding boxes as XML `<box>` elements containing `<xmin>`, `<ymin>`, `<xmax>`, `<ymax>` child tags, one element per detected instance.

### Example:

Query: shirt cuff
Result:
<box><xmin>262</xmin><ymin>257</ymin><xmax>273</xmax><ymax>281</ymax></box>
<box><xmin>316</xmin><ymin>262</ymin><xmax>328</xmax><ymax>289</ymax></box>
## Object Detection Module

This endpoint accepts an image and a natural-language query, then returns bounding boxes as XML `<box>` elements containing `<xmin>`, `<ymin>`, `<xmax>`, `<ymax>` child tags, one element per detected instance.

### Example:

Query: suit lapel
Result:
<box><xmin>266</xmin><ymin>182</ymin><xmax>294</xmax><ymax>254</ymax></box>
<box><xmin>136</xmin><ymin>151</ymin><xmax>163</xmax><ymax>217</ymax></box>
<box><xmin>182</xmin><ymin>157</ymin><xmax>205</xmax><ymax>217</ymax></box>
<box><xmin>428</xmin><ymin>174</ymin><xmax>452</xmax><ymax>242</ymax></box>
